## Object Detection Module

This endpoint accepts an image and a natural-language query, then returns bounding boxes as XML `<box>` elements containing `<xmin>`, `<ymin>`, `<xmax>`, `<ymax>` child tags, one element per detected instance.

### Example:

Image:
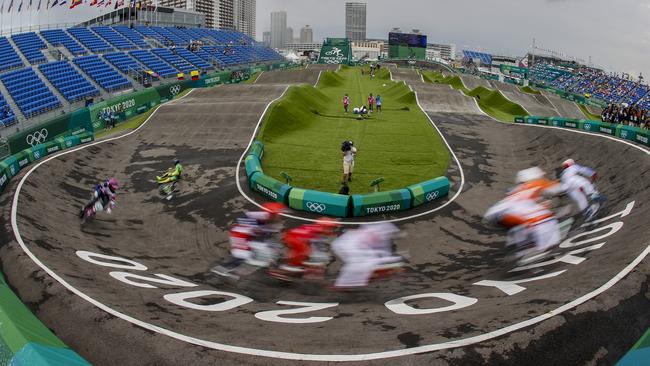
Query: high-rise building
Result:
<box><xmin>345</xmin><ymin>2</ymin><xmax>366</xmax><ymax>41</ymax></box>
<box><xmin>300</xmin><ymin>25</ymin><xmax>313</xmax><ymax>43</ymax></box>
<box><xmin>233</xmin><ymin>0</ymin><xmax>256</xmax><ymax>38</ymax></box>
<box><xmin>270</xmin><ymin>11</ymin><xmax>287</xmax><ymax>49</ymax></box>
<box><xmin>286</xmin><ymin>27</ymin><xmax>294</xmax><ymax>46</ymax></box>
<box><xmin>159</xmin><ymin>0</ymin><xmax>216</xmax><ymax>28</ymax></box>
<box><xmin>157</xmin><ymin>0</ymin><xmax>254</xmax><ymax>35</ymax></box>
<box><xmin>263</xmin><ymin>31</ymin><xmax>271</xmax><ymax>46</ymax></box>
<box><xmin>214</xmin><ymin>0</ymin><xmax>234</xmax><ymax>30</ymax></box>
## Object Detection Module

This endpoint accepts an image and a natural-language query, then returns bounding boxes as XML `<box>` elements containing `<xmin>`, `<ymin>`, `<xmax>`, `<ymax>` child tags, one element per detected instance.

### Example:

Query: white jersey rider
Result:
<box><xmin>558</xmin><ymin>159</ymin><xmax>603</xmax><ymax>221</ymax></box>
<box><xmin>331</xmin><ymin>223</ymin><xmax>403</xmax><ymax>288</ymax></box>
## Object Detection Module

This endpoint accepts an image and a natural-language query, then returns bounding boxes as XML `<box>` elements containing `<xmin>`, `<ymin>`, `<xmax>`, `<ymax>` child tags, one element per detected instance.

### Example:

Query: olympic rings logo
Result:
<box><xmin>170</xmin><ymin>85</ymin><xmax>181</xmax><ymax>95</ymax></box>
<box><xmin>25</xmin><ymin>129</ymin><xmax>49</xmax><ymax>146</ymax></box>
<box><xmin>426</xmin><ymin>191</ymin><xmax>439</xmax><ymax>201</ymax></box>
<box><xmin>306</xmin><ymin>202</ymin><xmax>326</xmax><ymax>213</ymax></box>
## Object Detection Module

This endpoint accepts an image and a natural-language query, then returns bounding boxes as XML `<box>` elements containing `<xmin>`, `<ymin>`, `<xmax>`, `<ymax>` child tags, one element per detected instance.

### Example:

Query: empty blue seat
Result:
<box><xmin>38</xmin><ymin>60</ymin><xmax>99</xmax><ymax>102</ymax></box>
<box><xmin>0</xmin><ymin>67</ymin><xmax>61</xmax><ymax>118</ymax></box>
<box><xmin>74</xmin><ymin>55</ymin><xmax>132</xmax><ymax>91</ymax></box>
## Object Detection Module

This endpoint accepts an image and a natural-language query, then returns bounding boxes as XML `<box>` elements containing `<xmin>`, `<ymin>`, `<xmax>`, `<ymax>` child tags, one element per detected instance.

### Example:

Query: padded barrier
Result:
<box><xmin>250</xmin><ymin>172</ymin><xmax>292</xmax><ymax>203</ymax></box>
<box><xmin>0</xmin><ymin>132</ymin><xmax>94</xmax><ymax>365</ymax></box>
<box><xmin>244</xmin><ymin>155</ymin><xmax>263</xmax><ymax>180</ymax></box>
<box><xmin>288</xmin><ymin>188</ymin><xmax>350</xmax><ymax>218</ymax></box>
<box><xmin>0</xmin><ymin>132</ymin><xmax>94</xmax><ymax>195</ymax></box>
<box><xmin>516</xmin><ymin>116</ymin><xmax>650</xmax><ymax>148</ymax></box>
<box><xmin>351</xmin><ymin>189</ymin><xmax>412</xmax><ymax>217</ymax></box>
<box><xmin>407</xmin><ymin>176</ymin><xmax>450</xmax><ymax>207</ymax></box>
<box><xmin>248</xmin><ymin>140</ymin><xmax>264</xmax><ymax>160</ymax></box>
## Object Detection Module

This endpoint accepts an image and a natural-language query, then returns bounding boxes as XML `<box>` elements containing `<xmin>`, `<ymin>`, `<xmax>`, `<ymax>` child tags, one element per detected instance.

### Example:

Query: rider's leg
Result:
<box><xmin>531</xmin><ymin>218</ymin><xmax>561</xmax><ymax>253</ymax></box>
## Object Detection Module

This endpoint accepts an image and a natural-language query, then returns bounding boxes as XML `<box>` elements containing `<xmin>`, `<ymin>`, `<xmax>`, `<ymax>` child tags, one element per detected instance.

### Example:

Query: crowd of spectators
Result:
<box><xmin>601</xmin><ymin>103</ymin><xmax>649</xmax><ymax>129</ymax></box>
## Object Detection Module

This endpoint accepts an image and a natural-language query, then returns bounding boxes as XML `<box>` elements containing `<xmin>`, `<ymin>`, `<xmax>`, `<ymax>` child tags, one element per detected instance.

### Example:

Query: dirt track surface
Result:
<box><xmin>541</xmin><ymin>91</ymin><xmax>584</xmax><ymax>119</ymax></box>
<box><xmin>412</xmin><ymin>83</ymin><xmax>482</xmax><ymax>115</ymax></box>
<box><xmin>490</xmin><ymin>81</ymin><xmax>560</xmax><ymax>117</ymax></box>
<box><xmin>1</xmin><ymin>69</ymin><xmax>650</xmax><ymax>366</ymax></box>
<box><xmin>391</xmin><ymin>68</ymin><xmax>423</xmax><ymax>84</ymax></box>
<box><xmin>460</xmin><ymin>75</ymin><xmax>492</xmax><ymax>90</ymax></box>
<box><xmin>255</xmin><ymin>64</ymin><xmax>334</xmax><ymax>85</ymax></box>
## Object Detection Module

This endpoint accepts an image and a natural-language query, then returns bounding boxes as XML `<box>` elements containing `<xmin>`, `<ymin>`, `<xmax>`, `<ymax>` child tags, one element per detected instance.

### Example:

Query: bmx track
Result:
<box><xmin>0</xmin><ymin>67</ymin><xmax>649</xmax><ymax>366</ymax></box>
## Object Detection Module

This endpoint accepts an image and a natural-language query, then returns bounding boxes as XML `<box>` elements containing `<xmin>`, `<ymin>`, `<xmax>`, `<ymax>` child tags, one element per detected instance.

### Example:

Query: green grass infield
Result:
<box><xmin>256</xmin><ymin>66</ymin><xmax>450</xmax><ymax>194</ymax></box>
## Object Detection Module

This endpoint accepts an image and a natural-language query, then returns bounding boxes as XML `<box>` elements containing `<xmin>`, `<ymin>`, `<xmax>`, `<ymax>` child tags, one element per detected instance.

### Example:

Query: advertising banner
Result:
<box><xmin>250</xmin><ymin>172</ymin><xmax>292</xmax><ymax>203</ymax></box>
<box><xmin>156</xmin><ymin>80</ymin><xmax>192</xmax><ymax>103</ymax></box>
<box><xmin>8</xmin><ymin>115</ymin><xmax>70</xmax><ymax>153</ymax></box>
<box><xmin>407</xmin><ymin>177</ymin><xmax>450</xmax><ymax>207</ymax></box>
<box><xmin>351</xmin><ymin>189</ymin><xmax>411</xmax><ymax>217</ymax></box>
<box><xmin>89</xmin><ymin>88</ymin><xmax>161</xmax><ymax>130</ymax></box>
<box><xmin>288</xmin><ymin>188</ymin><xmax>350</xmax><ymax>217</ymax></box>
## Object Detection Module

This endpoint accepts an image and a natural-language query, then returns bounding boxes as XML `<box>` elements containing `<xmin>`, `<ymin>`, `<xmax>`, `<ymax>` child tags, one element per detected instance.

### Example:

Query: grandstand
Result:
<box><xmin>0</xmin><ymin>25</ymin><xmax>282</xmax><ymax>130</ymax></box>
<box><xmin>530</xmin><ymin>62</ymin><xmax>650</xmax><ymax>110</ymax></box>
<box><xmin>463</xmin><ymin>50</ymin><xmax>492</xmax><ymax>65</ymax></box>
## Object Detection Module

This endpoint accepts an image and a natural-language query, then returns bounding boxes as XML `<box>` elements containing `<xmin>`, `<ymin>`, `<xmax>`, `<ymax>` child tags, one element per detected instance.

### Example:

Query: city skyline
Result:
<box><xmin>255</xmin><ymin>0</ymin><xmax>650</xmax><ymax>78</ymax></box>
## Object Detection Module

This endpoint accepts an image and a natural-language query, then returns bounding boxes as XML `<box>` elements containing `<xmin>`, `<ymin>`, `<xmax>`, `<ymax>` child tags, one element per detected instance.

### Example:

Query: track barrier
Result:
<box><xmin>515</xmin><ymin>115</ymin><xmax>650</xmax><ymax>148</ymax></box>
<box><xmin>0</xmin><ymin>132</ymin><xmax>96</xmax><ymax>365</ymax></box>
<box><xmin>289</xmin><ymin>188</ymin><xmax>351</xmax><ymax>217</ymax></box>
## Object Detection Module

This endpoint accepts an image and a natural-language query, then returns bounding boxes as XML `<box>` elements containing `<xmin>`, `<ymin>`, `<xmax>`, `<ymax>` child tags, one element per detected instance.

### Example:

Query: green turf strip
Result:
<box><xmin>578</xmin><ymin>103</ymin><xmax>602</xmax><ymax>120</ymax></box>
<box><xmin>519</xmin><ymin>85</ymin><xmax>541</xmax><ymax>95</ymax></box>
<box><xmin>257</xmin><ymin>67</ymin><xmax>449</xmax><ymax>194</ymax></box>
<box><xmin>422</xmin><ymin>71</ymin><xmax>529</xmax><ymax>122</ymax></box>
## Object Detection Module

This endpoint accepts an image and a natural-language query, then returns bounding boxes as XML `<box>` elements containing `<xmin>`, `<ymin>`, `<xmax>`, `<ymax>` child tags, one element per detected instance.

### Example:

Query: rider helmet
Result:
<box><xmin>174</xmin><ymin>159</ymin><xmax>181</xmax><ymax>165</ymax></box>
<box><xmin>515</xmin><ymin>167</ymin><xmax>545</xmax><ymax>184</ymax></box>
<box><xmin>261</xmin><ymin>202</ymin><xmax>287</xmax><ymax>219</ymax></box>
<box><xmin>561</xmin><ymin>159</ymin><xmax>575</xmax><ymax>170</ymax></box>
<box><xmin>311</xmin><ymin>217</ymin><xmax>341</xmax><ymax>236</ymax></box>
<box><xmin>107</xmin><ymin>178</ymin><xmax>119</xmax><ymax>192</ymax></box>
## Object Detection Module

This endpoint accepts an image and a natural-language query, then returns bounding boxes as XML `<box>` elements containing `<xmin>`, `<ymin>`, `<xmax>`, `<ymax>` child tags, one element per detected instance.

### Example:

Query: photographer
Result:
<box><xmin>341</xmin><ymin>140</ymin><xmax>357</xmax><ymax>184</ymax></box>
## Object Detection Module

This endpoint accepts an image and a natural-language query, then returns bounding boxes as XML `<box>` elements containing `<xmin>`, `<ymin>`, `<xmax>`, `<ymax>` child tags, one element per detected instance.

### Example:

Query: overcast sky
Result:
<box><xmin>0</xmin><ymin>0</ymin><xmax>647</xmax><ymax>78</ymax></box>
<box><xmin>257</xmin><ymin>0</ymin><xmax>650</xmax><ymax>78</ymax></box>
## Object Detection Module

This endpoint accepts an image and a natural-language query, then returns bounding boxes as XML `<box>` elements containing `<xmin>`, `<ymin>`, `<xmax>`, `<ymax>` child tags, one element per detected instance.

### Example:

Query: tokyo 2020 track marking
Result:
<box><xmin>10</xmin><ymin>84</ymin><xmax>650</xmax><ymax>361</ymax></box>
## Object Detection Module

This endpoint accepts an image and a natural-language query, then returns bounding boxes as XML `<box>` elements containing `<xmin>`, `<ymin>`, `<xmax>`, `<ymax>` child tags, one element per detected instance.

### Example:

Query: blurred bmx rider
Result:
<box><xmin>212</xmin><ymin>202</ymin><xmax>287</xmax><ymax>277</ymax></box>
<box><xmin>483</xmin><ymin>167</ymin><xmax>563</xmax><ymax>265</ymax></box>
<box><xmin>83</xmin><ymin>178</ymin><xmax>119</xmax><ymax>216</ymax></box>
<box><xmin>157</xmin><ymin>159</ymin><xmax>183</xmax><ymax>184</ymax></box>
<box><xmin>280</xmin><ymin>218</ymin><xmax>340</xmax><ymax>272</ymax></box>
<box><xmin>559</xmin><ymin>159</ymin><xmax>605</xmax><ymax>221</ymax></box>
<box><xmin>331</xmin><ymin>223</ymin><xmax>404</xmax><ymax>288</ymax></box>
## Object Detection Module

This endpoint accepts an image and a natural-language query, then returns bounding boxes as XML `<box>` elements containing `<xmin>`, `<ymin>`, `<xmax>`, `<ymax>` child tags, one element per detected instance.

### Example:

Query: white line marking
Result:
<box><xmin>253</xmin><ymin>71</ymin><xmax>264</xmax><ymax>84</ymax></box>
<box><xmin>313</xmin><ymin>70</ymin><xmax>322</xmax><ymax>87</ymax></box>
<box><xmin>10</xmin><ymin>82</ymin><xmax>650</xmax><ymax>362</ymax></box>
<box><xmin>234</xmin><ymin>73</ymin><xmax>467</xmax><ymax>225</ymax></box>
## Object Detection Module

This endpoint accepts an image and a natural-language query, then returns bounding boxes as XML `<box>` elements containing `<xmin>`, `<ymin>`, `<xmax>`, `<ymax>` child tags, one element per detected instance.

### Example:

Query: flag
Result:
<box><xmin>89</xmin><ymin>0</ymin><xmax>96</xmax><ymax>5</ymax></box>
<box><xmin>104</xmin><ymin>0</ymin><xmax>110</xmax><ymax>7</ymax></box>
<box><xmin>27</xmin><ymin>0</ymin><xmax>31</xmax><ymax>9</ymax></box>
<box><xmin>37</xmin><ymin>0</ymin><xmax>40</xmax><ymax>9</ymax></box>
<box><xmin>69</xmin><ymin>0</ymin><xmax>81</xmax><ymax>8</ymax></box>
<box><xmin>58</xmin><ymin>0</ymin><xmax>66</xmax><ymax>5</ymax></box>
<box><xmin>97</xmin><ymin>0</ymin><xmax>103</xmax><ymax>5</ymax></box>
<box><xmin>190</xmin><ymin>70</ymin><xmax>199</xmax><ymax>81</ymax></box>
<box><xmin>17</xmin><ymin>0</ymin><xmax>22</xmax><ymax>12</ymax></box>
<box><xmin>0</xmin><ymin>1</ymin><xmax>4</xmax><ymax>13</ymax></box>
<box><xmin>51</xmin><ymin>0</ymin><xmax>57</xmax><ymax>6</ymax></box>
<box><xmin>7</xmin><ymin>0</ymin><xmax>12</xmax><ymax>11</ymax></box>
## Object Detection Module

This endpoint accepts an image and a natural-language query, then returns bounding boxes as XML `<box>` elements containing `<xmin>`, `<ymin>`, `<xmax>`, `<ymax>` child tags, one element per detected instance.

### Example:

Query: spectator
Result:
<box><xmin>375</xmin><ymin>95</ymin><xmax>382</xmax><ymax>113</ymax></box>
<box><xmin>341</xmin><ymin>141</ymin><xmax>357</xmax><ymax>184</ymax></box>
<box><xmin>343</xmin><ymin>94</ymin><xmax>349</xmax><ymax>113</ymax></box>
<box><xmin>367</xmin><ymin>93</ymin><xmax>374</xmax><ymax>112</ymax></box>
